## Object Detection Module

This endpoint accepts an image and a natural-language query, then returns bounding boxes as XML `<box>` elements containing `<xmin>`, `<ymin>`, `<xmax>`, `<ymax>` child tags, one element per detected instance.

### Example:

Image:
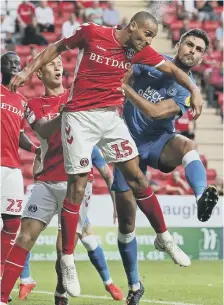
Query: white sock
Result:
<box><xmin>130</xmin><ymin>282</ymin><xmax>140</xmax><ymax>291</ymax></box>
<box><xmin>20</xmin><ymin>276</ymin><xmax>34</xmax><ymax>284</ymax></box>
<box><xmin>118</xmin><ymin>230</ymin><xmax>136</xmax><ymax>244</ymax></box>
<box><xmin>104</xmin><ymin>278</ymin><xmax>113</xmax><ymax>286</ymax></box>
<box><xmin>81</xmin><ymin>235</ymin><xmax>98</xmax><ymax>251</ymax></box>
<box><xmin>157</xmin><ymin>230</ymin><xmax>172</xmax><ymax>242</ymax></box>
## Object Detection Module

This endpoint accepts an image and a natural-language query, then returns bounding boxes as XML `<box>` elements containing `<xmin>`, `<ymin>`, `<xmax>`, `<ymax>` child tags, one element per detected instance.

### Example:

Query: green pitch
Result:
<box><xmin>12</xmin><ymin>260</ymin><xmax>222</xmax><ymax>305</ymax></box>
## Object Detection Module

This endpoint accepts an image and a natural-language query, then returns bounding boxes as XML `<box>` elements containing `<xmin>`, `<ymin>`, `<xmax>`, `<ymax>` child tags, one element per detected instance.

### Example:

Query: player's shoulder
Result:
<box><xmin>26</xmin><ymin>96</ymin><xmax>43</xmax><ymax>108</ymax></box>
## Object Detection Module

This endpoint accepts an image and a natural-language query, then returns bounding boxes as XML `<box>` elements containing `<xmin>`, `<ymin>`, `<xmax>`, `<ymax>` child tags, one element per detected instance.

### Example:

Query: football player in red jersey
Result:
<box><xmin>8</xmin><ymin>11</ymin><xmax>204</xmax><ymax>302</ymax></box>
<box><xmin>0</xmin><ymin>52</ymin><xmax>40</xmax><ymax>302</ymax></box>
<box><xmin>1</xmin><ymin>56</ymin><xmax>123</xmax><ymax>305</ymax></box>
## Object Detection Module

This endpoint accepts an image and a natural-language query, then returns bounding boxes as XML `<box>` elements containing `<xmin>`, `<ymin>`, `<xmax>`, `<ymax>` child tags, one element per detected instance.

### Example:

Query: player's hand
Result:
<box><xmin>191</xmin><ymin>88</ymin><xmax>203</xmax><ymax>120</ymax></box>
<box><xmin>35</xmin><ymin>146</ymin><xmax>41</xmax><ymax>155</ymax></box>
<box><xmin>9</xmin><ymin>70</ymin><xmax>29</xmax><ymax>92</ymax></box>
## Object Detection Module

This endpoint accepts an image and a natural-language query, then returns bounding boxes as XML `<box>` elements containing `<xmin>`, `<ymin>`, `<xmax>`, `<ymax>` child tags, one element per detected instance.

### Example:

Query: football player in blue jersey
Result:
<box><xmin>112</xmin><ymin>29</ymin><xmax>219</xmax><ymax>304</ymax></box>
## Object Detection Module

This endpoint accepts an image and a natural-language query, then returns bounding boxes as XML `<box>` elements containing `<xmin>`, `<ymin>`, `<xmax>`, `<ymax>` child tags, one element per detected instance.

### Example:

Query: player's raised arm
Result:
<box><xmin>132</xmin><ymin>46</ymin><xmax>203</xmax><ymax>120</ymax></box>
<box><xmin>9</xmin><ymin>23</ymin><xmax>90</xmax><ymax>92</ymax></box>
<box><xmin>156</xmin><ymin>60</ymin><xmax>202</xmax><ymax>119</ymax></box>
<box><xmin>9</xmin><ymin>40</ymin><xmax>66</xmax><ymax>92</ymax></box>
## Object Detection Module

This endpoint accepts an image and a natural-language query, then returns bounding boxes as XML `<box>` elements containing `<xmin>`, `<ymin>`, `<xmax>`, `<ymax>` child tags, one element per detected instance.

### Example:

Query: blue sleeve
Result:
<box><xmin>91</xmin><ymin>146</ymin><xmax>106</xmax><ymax>169</ymax></box>
<box><xmin>133</xmin><ymin>64</ymin><xmax>147</xmax><ymax>76</ymax></box>
<box><xmin>173</xmin><ymin>87</ymin><xmax>191</xmax><ymax>116</ymax></box>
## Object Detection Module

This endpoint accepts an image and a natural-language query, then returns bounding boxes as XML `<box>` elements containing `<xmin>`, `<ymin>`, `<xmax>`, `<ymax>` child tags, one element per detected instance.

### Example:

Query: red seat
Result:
<box><xmin>214</xmin><ymin>6</ymin><xmax>223</xmax><ymax>15</ymax></box>
<box><xmin>16</xmin><ymin>46</ymin><xmax>31</xmax><ymax>57</ymax></box>
<box><xmin>55</xmin><ymin>18</ymin><xmax>64</xmax><ymax>28</ymax></box>
<box><xmin>63</xmin><ymin>49</ymin><xmax>79</xmax><ymax>62</ymax></box>
<box><xmin>170</xmin><ymin>20</ymin><xmax>183</xmax><ymax>31</ymax></box>
<box><xmin>206</xmin><ymin>169</ymin><xmax>217</xmax><ymax>181</ymax></box>
<box><xmin>172</xmin><ymin>30</ymin><xmax>180</xmax><ymax>42</ymax></box>
<box><xmin>217</xmin><ymin>92</ymin><xmax>224</xmax><ymax>106</ymax></box>
<box><xmin>163</xmin><ymin>15</ymin><xmax>176</xmax><ymax>27</ymax></box>
<box><xmin>42</xmin><ymin>32</ymin><xmax>59</xmax><ymax>44</ymax></box>
<box><xmin>59</xmin><ymin>2</ymin><xmax>75</xmax><ymax>13</ymax></box>
<box><xmin>63</xmin><ymin>60</ymin><xmax>77</xmax><ymax>73</ymax></box>
<box><xmin>189</xmin><ymin>21</ymin><xmax>202</xmax><ymax>28</ymax></box>
<box><xmin>200</xmin><ymin>155</ymin><xmax>207</xmax><ymax>168</ymax></box>
<box><xmin>203</xmin><ymin>21</ymin><xmax>220</xmax><ymax>31</ymax></box>
<box><xmin>48</xmin><ymin>1</ymin><xmax>58</xmax><ymax>9</ymax></box>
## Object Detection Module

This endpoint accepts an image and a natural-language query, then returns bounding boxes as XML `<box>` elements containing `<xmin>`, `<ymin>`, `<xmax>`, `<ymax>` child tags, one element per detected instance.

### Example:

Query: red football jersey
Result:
<box><xmin>17</xmin><ymin>2</ymin><xmax>35</xmax><ymax>25</ymax></box>
<box><xmin>26</xmin><ymin>91</ymin><xmax>69</xmax><ymax>182</ymax></box>
<box><xmin>1</xmin><ymin>84</ymin><xmax>26</xmax><ymax>168</ymax></box>
<box><xmin>62</xmin><ymin>23</ymin><xmax>165</xmax><ymax>112</ymax></box>
<box><xmin>26</xmin><ymin>90</ymin><xmax>94</xmax><ymax>182</ymax></box>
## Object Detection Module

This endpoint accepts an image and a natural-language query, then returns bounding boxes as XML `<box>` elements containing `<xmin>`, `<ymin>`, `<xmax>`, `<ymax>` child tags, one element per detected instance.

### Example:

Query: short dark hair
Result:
<box><xmin>131</xmin><ymin>11</ymin><xmax>158</xmax><ymax>26</ymax></box>
<box><xmin>180</xmin><ymin>29</ymin><xmax>210</xmax><ymax>51</ymax></box>
<box><xmin>1</xmin><ymin>51</ymin><xmax>19</xmax><ymax>65</ymax></box>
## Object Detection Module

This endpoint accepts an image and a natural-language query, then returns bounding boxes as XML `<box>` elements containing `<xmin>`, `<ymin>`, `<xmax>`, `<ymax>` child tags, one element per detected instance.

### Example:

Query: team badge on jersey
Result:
<box><xmin>167</xmin><ymin>86</ymin><xmax>177</xmax><ymax>97</ymax></box>
<box><xmin>185</xmin><ymin>96</ymin><xmax>191</xmax><ymax>107</ymax></box>
<box><xmin>125</xmin><ymin>48</ymin><xmax>135</xmax><ymax>59</ymax></box>
<box><xmin>80</xmin><ymin>158</ymin><xmax>89</xmax><ymax>167</ymax></box>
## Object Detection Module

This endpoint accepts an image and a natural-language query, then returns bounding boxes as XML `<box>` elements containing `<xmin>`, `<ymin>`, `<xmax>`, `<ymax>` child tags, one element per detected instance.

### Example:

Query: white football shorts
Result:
<box><xmin>61</xmin><ymin>107</ymin><xmax>138</xmax><ymax>174</ymax></box>
<box><xmin>1</xmin><ymin>166</ymin><xmax>24</xmax><ymax>215</ymax></box>
<box><xmin>22</xmin><ymin>181</ymin><xmax>92</xmax><ymax>234</ymax></box>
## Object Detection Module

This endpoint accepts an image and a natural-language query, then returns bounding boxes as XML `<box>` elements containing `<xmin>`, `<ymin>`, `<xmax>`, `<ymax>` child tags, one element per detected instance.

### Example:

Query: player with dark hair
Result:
<box><xmin>8</xmin><ymin>11</ymin><xmax>204</xmax><ymax>300</ymax></box>
<box><xmin>111</xmin><ymin>29</ymin><xmax>219</xmax><ymax>304</ymax></box>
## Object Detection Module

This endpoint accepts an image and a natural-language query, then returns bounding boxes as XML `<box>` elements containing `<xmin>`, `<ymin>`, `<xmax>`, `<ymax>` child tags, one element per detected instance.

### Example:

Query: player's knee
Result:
<box><xmin>118</xmin><ymin>215</ymin><xmax>135</xmax><ymax>234</ymax></box>
<box><xmin>182</xmin><ymin>138</ymin><xmax>196</xmax><ymax>156</ymax></box>
<box><xmin>16</xmin><ymin>231</ymin><xmax>36</xmax><ymax>250</ymax></box>
<box><xmin>67</xmin><ymin>174</ymin><xmax>87</xmax><ymax>203</ymax></box>
<box><xmin>126</xmin><ymin>170</ymin><xmax>148</xmax><ymax>194</ymax></box>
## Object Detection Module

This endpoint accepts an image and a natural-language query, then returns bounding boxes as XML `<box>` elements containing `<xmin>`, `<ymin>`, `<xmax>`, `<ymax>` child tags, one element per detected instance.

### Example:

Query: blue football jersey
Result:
<box><xmin>123</xmin><ymin>55</ymin><xmax>194</xmax><ymax>139</ymax></box>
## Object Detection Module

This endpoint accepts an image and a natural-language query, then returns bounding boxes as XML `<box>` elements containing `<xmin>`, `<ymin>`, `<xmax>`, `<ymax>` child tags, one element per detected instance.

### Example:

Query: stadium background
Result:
<box><xmin>1</xmin><ymin>1</ymin><xmax>223</xmax><ymax>305</ymax></box>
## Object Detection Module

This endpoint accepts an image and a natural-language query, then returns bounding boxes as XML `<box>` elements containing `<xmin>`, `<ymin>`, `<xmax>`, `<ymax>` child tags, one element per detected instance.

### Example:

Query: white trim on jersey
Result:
<box><xmin>154</xmin><ymin>59</ymin><xmax>166</xmax><ymax>68</ymax></box>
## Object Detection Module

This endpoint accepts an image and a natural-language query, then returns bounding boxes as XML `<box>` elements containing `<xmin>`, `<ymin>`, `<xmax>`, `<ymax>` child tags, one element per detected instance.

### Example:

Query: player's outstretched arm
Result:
<box><xmin>32</xmin><ymin>116</ymin><xmax>62</xmax><ymax>139</ymax></box>
<box><xmin>121</xmin><ymin>83</ymin><xmax>180</xmax><ymax>120</ymax></box>
<box><xmin>156</xmin><ymin>61</ymin><xmax>203</xmax><ymax>120</ymax></box>
<box><xmin>19</xmin><ymin>131</ymin><xmax>41</xmax><ymax>154</ymax></box>
<box><xmin>9</xmin><ymin>40</ymin><xmax>67</xmax><ymax>92</ymax></box>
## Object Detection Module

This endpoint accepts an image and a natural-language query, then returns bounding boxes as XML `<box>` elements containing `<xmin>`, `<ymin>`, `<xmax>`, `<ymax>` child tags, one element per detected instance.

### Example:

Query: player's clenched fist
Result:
<box><xmin>191</xmin><ymin>87</ymin><xmax>203</xmax><ymax>120</ymax></box>
<box><xmin>9</xmin><ymin>70</ymin><xmax>29</xmax><ymax>92</ymax></box>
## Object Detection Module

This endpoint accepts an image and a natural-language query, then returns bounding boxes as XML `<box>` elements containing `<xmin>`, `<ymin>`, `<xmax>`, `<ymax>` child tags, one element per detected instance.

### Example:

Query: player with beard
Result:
<box><xmin>8</xmin><ymin>12</ymin><xmax>204</xmax><ymax>302</ymax></box>
<box><xmin>112</xmin><ymin>31</ymin><xmax>219</xmax><ymax>303</ymax></box>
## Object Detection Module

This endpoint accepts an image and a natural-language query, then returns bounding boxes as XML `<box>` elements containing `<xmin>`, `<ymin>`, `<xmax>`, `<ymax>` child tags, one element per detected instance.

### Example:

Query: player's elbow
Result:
<box><xmin>145</xmin><ymin>108</ymin><xmax>161</xmax><ymax>120</ymax></box>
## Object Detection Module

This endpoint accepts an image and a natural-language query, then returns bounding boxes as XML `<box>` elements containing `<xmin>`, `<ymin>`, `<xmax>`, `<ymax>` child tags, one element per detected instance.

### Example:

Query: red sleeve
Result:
<box><xmin>28</xmin><ymin>3</ymin><xmax>36</xmax><ymax>14</ymax></box>
<box><xmin>62</xmin><ymin>23</ymin><xmax>93</xmax><ymax>50</ymax></box>
<box><xmin>25</xmin><ymin>99</ymin><xmax>44</xmax><ymax>126</ymax></box>
<box><xmin>131</xmin><ymin>46</ymin><xmax>165</xmax><ymax>67</ymax></box>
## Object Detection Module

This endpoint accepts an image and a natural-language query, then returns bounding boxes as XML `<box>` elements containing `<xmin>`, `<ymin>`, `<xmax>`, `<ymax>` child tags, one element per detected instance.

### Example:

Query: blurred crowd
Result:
<box><xmin>1</xmin><ymin>0</ymin><xmax>125</xmax><ymax>48</ymax></box>
<box><xmin>161</xmin><ymin>0</ymin><xmax>223</xmax><ymax>122</ymax></box>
